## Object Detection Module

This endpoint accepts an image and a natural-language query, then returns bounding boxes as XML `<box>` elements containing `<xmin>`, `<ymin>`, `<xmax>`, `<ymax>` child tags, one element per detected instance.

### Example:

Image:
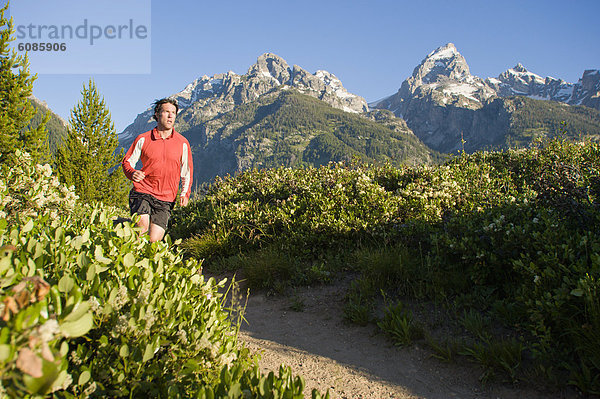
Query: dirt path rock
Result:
<box><xmin>237</xmin><ymin>278</ymin><xmax>579</xmax><ymax>399</ymax></box>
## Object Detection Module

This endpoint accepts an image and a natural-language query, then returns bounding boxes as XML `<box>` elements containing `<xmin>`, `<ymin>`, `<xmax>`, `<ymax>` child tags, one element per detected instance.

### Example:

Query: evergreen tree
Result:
<box><xmin>56</xmin><ymin>79</ymin><xmax>130</xmax><ymax>207</ymax></box>
<box><xmin>0</xmin><ymin>2</ymin><xmax>49</xmax><ymax>164</ymax></box>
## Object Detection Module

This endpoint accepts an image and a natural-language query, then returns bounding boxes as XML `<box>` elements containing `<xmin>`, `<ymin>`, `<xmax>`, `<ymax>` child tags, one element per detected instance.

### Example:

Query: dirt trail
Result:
<box><xmin>236</xmin><ymin>278</ymin><xmax>579</xmax><ymax>399</ymax></box>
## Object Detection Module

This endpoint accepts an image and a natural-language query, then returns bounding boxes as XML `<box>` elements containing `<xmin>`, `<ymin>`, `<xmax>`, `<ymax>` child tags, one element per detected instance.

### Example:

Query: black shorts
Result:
<box><xmin>128</xmin><ymin>190</ymin><xmax>175</xmax><ymax>230</ymax></box>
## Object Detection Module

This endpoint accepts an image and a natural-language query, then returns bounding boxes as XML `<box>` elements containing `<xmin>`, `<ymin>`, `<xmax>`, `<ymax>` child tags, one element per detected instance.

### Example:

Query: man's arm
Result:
<box><xmin>179</xmin><ymin>141</ymin><xmax>193</xmax><ymax>206</ymax></box>
<box><xmin>122</xmin><ymin>136</ymin><xmax>146</xmax><ymax>181</ymax></box>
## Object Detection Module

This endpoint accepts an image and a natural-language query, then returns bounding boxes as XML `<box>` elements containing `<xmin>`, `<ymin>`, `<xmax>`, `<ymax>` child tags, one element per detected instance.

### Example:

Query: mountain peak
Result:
<box><xmin>411</xmin><ymin>42</ymin><xmax>471</xmax><ymax>84</ymax></box>
<box><xmin>497</xmin><ymin>64</ymin><xmax>545</xmax><ymax>88</ymax></box>
<box><xmin>512</xmin><ymin>63</ymin><xmax>528</xmax><ymax>73</ymax></box>
<box><xmin>426</xmin><ymin>43</ymin><xmax>459</xmax><ymax>60</ymax></box>
<box><xmin>248</xmin><ymin>53</ymin><xmax>292</xmax><ymax>85</ymax></box>
<box><xmin>120</xmin><ymin>53</ymin><xmax>369</xmax><ymax>142</ymax></box>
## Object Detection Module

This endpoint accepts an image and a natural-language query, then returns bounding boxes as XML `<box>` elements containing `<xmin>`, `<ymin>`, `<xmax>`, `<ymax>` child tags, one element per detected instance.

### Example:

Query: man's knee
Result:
<box><xmin>149</xmin><ymin>224</ymin><xmax>166</xmax><ymax>242</ymax></box>
<box><xmin>136</xmin><ymin>214</ymin><xmax>150</xmax><ymax>233</ymax></box>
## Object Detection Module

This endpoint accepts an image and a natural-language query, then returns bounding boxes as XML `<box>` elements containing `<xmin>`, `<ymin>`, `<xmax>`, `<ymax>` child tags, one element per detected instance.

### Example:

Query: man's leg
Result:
<box><xmin>133</xmin><ymin>214</ymin><xmax>163</xmax><ymax>241</ymax></box>
<box><xmin>147</xmin><ymin>196</ymin><xmax>173</xmax><ymax>242</ymax></box>
<box><xmin>131</xmin><ymin>191</ymin><xmax>172</xmax><ymax>243</ymax></box>
<box><xmin>136</xmin><ymin>214</ymin><xmax>151</xmax><ymax>234</ymax></box>
<box><xmin>130</xmin><ymin>191</ymin><xmax>152</xmax><ymax>238</ymax></box>
<box><xmin>148</xmin><ymin>223</ymin><xmax>166</xmax><ymax>242</ymax></box>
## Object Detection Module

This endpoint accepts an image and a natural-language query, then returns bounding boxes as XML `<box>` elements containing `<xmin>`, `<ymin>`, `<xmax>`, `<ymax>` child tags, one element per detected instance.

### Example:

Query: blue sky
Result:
<box><xmin>4</xmin><ymin>0</ymin><xmax>600</xmax><ymax>133</ymax></box>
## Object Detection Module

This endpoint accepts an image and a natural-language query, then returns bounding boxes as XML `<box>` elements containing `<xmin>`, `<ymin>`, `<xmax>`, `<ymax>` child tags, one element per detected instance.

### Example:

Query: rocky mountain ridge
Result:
<box><xmin>120</xmin><ymin>53</ymin><xmax>367</xmax><ymax>143</ymax></box>
<box><xmin>373</xmin><ymin>43</ymin><xmax>600</xmax><ymax>152</ymax></box>
<box><xmin>487</xmin><ymin>64</ymin><xmax>600</xmax><ymax>109</ymax></box>
<box><xmin>118</xmin><ymin>46</ymin><xmax>599</xmax><ymax>178</ymax></box>
<box><xmin>29</xmin><ymin>95</ymin><xmax>68</xmax><ymax>127</ymax></box>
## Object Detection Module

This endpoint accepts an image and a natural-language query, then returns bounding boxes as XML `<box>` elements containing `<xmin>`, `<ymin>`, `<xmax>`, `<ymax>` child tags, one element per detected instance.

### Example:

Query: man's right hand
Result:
<box><xmin>132</xmin><ymin>170</ymin><xmax>146</xmax><ymax>182</ymax></box>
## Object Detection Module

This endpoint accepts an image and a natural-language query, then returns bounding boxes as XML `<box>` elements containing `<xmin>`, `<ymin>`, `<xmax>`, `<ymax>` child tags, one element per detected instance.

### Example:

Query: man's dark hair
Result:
<box><xmin>152</xmin><ymin>98</ymin><xmax>179</xmax><ymax>121</ymax></box>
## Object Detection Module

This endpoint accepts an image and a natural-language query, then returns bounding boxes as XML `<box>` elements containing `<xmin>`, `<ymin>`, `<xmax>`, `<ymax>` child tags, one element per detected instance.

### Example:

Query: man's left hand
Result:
<box><xmin>179</xmin><ymin>196</ymin><xmax>189</xmax><ymax>207</ymax></box>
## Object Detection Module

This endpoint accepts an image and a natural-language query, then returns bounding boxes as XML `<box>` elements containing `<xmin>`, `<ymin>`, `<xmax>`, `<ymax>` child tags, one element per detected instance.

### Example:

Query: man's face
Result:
<box><xmin>155</xmin><ymin>103</ymin><xmax>177</xmax><ymax>130</ymax></box>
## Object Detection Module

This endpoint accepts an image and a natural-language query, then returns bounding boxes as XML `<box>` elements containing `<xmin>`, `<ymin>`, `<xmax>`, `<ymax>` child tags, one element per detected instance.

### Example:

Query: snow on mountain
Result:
<box><xmin>486</xmin><ymin>63</ymin><xmax>573</xmax><ymax>102</ymax></box>
<box><xmin>371</xmin><ymin>43</ymin><xmax>600</xmax><ymax>154</ymax></box>
<box><xmin>412</xmin><ymin>43</ymin><xmax>472</xmax><ymax>85</ymax></box>
<box><xmin>486</xmin><ymin>64</ymin><xmax>600</xmax><ymax>109</ymax></box>
<box><xmin>382</xmin><ymin>42</ymin><xmax>496</xmax><ymax>111</ymax></box>
<box><xmin>119</xmin><ymin>53</ymin><xmax>368</xmax><ymax>140</ymax></box>
<box><xmin>171</xmin><ymin>54</ymin><xmax>364</xmax><ymax>114</ymax></box>
<box><xmin>505</xmin><ymin>63</ymin><xmax>546</xmax><ymax>86</ymax></box>
<box><xmin>375</xmin><ymin>43</ymin><xmax>599</xmax><ymax>116</ymax></box>
<box><xmin>172</xmin><ymin>74</ymin><xmax>229</xmax><ymax>108</ymax></box>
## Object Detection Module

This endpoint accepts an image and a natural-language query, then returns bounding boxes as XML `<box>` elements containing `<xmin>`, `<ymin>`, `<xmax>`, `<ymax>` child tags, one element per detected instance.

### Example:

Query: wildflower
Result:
<box><xmin>57</xmin><ymin>373</ymin><xmax>73</xmax><ymax>391</ymax></box>
<box><xmin>177</xmin><ymin>329</ymin><xmax>188</xmax><ymax>345</ymax></box>
<box><xmin>83</xmin><ymin>382</ymin><xmax>97</xmax><ymax>396</ymax></box>
<box><xmin>220</xmin><ymin>352</ymin><xmax>237</xmax><ymax>367</ymax></box>
<box><xmin>38</xmin><ymin>319</ymin><xmax>60</xmax><ymax>342</ymax></box>
<box><xmin>196</xmin><ymin>336</ymin><xmax>211</xmax><ymax>352</ymax></box>
<box><xmin>69</xmin><ymin>351</ymin><xmax>82</xmax><ymax>366</ymax></box>
<box><xmin>210</xmin><ymin>341</ymin><xmax>221</xmax><ymax>358</ymax></box>
<box><xmin>88</xmin><ymin>297</ymin><xmax>101</xmax><ymax>313</ymax></box>
<box><xmin>112</xmin><ymin>286</ymin><xmax>129</xmax><ymax>311</ymax></box>
<box><xmin>143</xmin><ymin>310</ymin><xmax>156</xmax><ymax>335</ymax></box>
<box><xmin>113</xmin><ymin>314</ymin><xmax>130</xmax><ymax>337</ymax></box>
<box><xmin>136</xmin><ymin>287</ymin><xmax>151</xmax><ymax>304</ymax></box>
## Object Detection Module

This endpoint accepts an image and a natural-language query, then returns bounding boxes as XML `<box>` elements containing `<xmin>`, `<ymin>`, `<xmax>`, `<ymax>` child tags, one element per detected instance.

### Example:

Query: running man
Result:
<box><xmin>122</xmin><ymin>98</ymin><xmax>193</xmax><ymax>242</ymax></box>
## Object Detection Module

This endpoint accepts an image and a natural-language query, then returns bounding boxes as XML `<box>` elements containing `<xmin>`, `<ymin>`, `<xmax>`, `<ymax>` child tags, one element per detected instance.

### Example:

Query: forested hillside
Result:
<box><xmin>28</xmin><ymin>98</ymin><xmax>68</xmax><ymax>154</ymax></box>
<box><xmin>178</xmin><ymin>89</ymin><xmax>443</xmax><ymax>184</ymax></box>
<box><xmin>506</xmin><ymin>96</ymin><xmax>600</xmax><ymax>147</ymax></box>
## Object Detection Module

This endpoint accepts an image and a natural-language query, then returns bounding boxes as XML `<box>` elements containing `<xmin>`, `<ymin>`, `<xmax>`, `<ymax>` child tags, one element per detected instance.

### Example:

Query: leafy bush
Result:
<box><xmin>171</xmin><ymin>137</ymin><xmax>600</xmax><ymax>394</ymax></box>
<box><xmin>0</xmin><ymin>151</ymin><xmax>78</xmax><ymax>223</ymax></box>
<box><xmin>400</xmin><ymin>139</ymin><xmax>600</xmax><ymax>392</ymax></box>
<box><xmin>171</xmin><ymin>162</ymin><xmax>402</xmax><ymax>287</ymax></box>
<box><xmin>0</xmin><ymin>153</ymin><xmax>325</xmax><ymax>398</ymax></box>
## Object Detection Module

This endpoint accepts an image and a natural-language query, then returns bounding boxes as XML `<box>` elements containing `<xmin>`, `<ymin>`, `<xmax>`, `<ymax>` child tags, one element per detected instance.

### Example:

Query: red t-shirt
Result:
<box><xmin>122</xmin><ymin>128</ymin><xmax>193</xmax><ymax>202</ymax></box>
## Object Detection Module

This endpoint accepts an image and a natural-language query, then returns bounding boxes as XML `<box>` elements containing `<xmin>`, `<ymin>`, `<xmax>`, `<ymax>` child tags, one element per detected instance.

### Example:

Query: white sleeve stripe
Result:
<box><xmin>180</xmin><ymin>142</ymin><xmax>191</xmax><ymax>195</ymax></box>
<box><xmin>127</xmin><ymin>137</ymin><xmax>145</xmax><ymax>169</ymax></box>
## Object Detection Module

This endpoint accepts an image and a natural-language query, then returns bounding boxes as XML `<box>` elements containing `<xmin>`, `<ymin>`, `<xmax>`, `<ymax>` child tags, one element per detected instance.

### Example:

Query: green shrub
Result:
<box><xmin>171</xmin><ymin>137</ymin><xmax>600</xmax><ymax>394</ymax></box>
<box><xmin>0</xmin><ymin>151</ymin><xmax>78</xmax><ymax>223</ymax></box>
<box><xmin>171</xmin><ymin>162</ymin><xmax>402</xmax><ymax>286</ymax></box>
<box><xmin>0</xmin><ymin>153</ymin><xmax>325</xmax><ymax>398</ymax></box>
<box><xmin>420</xmin><ymin>139</ymin><xmax>600</xmax><ymax>392</ymax></box>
